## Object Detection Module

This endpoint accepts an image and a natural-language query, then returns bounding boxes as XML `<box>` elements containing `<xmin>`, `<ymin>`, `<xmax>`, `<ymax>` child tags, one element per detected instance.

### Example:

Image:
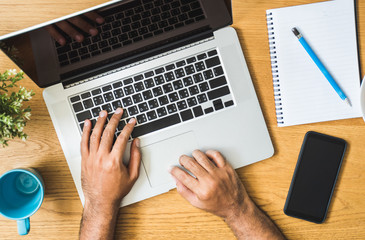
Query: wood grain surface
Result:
<box><xmin>0</xmin><ymin>0</ymin><xmax>364</xmax><ymax>239</ymax></box>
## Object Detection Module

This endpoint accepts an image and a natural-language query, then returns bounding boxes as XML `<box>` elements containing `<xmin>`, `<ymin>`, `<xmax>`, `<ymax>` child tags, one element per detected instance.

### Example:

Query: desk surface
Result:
<box><xmin>0</xmin><ymin>0</ymin><xmax>364</xmax><ymax>239</ymax></box>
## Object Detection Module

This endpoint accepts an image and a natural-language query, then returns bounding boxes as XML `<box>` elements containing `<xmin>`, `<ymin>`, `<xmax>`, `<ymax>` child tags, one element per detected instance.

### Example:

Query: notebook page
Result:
<box><xmin>267</xmin><ymin>0</ymin><xmax>361</xmax><ymax>127</ymax></box>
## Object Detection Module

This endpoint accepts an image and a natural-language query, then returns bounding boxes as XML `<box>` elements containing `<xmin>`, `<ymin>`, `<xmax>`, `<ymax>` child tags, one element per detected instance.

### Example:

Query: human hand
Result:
<box><xmin>169</xmin><ymin>150</ymin><xmax>252</xmax><ymax>219</ymax></box>
<box><xmin>45</xmin><ymin>12</ymin><xmax>104</xmax><ymax>45</ymax></box>
<box><xmin>81</xmin><ymin>108</ymin><xmax>141</xmax><ymax>211</ymax></box>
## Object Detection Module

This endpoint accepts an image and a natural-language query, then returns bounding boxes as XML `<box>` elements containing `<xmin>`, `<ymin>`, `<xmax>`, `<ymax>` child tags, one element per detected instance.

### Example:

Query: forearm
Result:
<box><xmin>225</xmin><ymin>200</ymin><xmax>285</xmax><ymax>240</ymax></box>
<box><xmin>79</xmin><ymin>201</ymin><xmax>119</xmax><ymax>240</ymax></box>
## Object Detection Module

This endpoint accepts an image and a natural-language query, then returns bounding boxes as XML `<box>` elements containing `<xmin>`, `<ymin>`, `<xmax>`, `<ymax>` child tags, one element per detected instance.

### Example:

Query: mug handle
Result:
<box><xmin>17</xmin><ymin>218</ymin><xmax>30</xmax><ymax>235</ymax></box>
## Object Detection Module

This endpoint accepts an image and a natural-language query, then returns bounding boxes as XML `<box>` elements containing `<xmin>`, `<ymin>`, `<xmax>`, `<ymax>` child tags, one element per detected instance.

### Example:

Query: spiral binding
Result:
<box><xmin>266</xmin><ymin>12</ymin><xmax>284</xmax><ymax>125</ymax></box>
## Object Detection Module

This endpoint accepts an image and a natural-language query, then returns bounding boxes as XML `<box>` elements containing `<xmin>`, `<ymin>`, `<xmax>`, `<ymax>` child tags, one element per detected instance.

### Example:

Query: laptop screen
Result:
<box><xmin>0</xmin><ymin>0</ymin><xmax>232</xmax><ymax>88</ymax></box>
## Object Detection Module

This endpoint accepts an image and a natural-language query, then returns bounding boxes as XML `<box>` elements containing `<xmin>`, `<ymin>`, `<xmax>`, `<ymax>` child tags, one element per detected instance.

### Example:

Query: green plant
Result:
<box><xmin>0</xmin><ymin>69</ymin><xmax>34</xmax><ymax>147</ymax></box>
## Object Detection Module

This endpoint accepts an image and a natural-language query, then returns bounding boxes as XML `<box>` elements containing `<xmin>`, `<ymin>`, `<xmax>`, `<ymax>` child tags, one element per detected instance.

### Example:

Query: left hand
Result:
<box><xmin>80</xmin><ymin>108</ymin><xmax>141</xmax><ymax>211</ymax></box>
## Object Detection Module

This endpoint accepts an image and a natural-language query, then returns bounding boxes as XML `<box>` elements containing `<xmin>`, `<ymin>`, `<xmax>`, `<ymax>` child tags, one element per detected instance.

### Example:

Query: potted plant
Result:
<box><xmin>0</xmin><ymin>69</ymin><xmax>34</xmax><ymax>147</ymax></box>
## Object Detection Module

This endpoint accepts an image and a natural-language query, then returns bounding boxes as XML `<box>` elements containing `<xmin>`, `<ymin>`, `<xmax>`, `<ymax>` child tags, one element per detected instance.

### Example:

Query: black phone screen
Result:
<box><xmin>284</xmin><ymin>131</ymin><xmax>347</xmax><ymax>223</ymax></box>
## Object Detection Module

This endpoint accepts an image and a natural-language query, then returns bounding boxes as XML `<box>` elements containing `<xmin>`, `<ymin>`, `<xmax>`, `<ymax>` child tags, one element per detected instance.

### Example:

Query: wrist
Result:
<box><xmin>224</xmin><ymin>197</ymin><xmax>255</xmax><ymax>224</ymax></box>
<box><xmin>84</xmin><ymin>199</ymin><xmax>120</xmax><ymax>218</ymax></box>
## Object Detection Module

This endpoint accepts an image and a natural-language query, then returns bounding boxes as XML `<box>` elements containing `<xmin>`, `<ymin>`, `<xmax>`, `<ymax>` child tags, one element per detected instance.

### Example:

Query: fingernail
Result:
<box><xmin>135</xmin><ymin>138</ymin><xmax>140</xmax><ymax>148</ymax></box>
<box><xmin>129</xmin><ymin>118</ymin><xmax>136</xmax><ymax>124</ymax></box>
<box><xmin>100</xmin><ymin>111</ymin><xmax>106</xmax><ymax>117</ymax></box>
<box><xmin>167</xmin><ymin>165</ymin><xmax>174</xmax><ymax>173</ymax></box>
<box><xmin>84</xmin><ymin>120</ymin><xmax>90</xmax><ymax>126</ymax></box>
<box><xmin>115</xmin><ymin>108</ymin><xmax>122</xmax><ymax>114</ymax></box>
<box><xmin>75</xmin><ymin>35</ymin><xmax>83</xmax><ymax>42</ymax></box>
<box><xmin>89</xmin><ymin>28</ymin><xmax>98</xmax><ymax>36</ymax></box>
<box><xmin>96</xmin><ymin>17</ymin><xmax>104</xmax><ymax>24</ymax></box>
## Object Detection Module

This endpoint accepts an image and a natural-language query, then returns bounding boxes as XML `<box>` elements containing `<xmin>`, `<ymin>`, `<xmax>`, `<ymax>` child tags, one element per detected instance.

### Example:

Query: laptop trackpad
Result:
<box><xmin>141</xmin><ymin>132</ymin><xmax>198</xmax><ymax>188</ymax></box>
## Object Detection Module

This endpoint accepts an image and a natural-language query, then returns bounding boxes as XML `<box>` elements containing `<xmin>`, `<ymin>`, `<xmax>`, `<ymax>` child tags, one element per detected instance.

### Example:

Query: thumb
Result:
<box><xmin>128</xmin><ymin>138</ymin><xmax>141</xmax><ymax>181</ymax></box>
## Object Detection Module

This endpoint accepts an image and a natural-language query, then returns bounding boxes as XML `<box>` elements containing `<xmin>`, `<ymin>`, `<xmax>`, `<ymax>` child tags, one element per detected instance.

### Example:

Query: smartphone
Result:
<box><xmin>284</xmin><ymin>131</ymin><xmax>347</xmax><ymax>223</ymax></box>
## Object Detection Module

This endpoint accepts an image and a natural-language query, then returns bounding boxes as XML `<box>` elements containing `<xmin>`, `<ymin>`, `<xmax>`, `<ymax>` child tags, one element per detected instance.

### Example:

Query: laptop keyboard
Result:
<box><xmin>56</xmin><ymin>0</ymin><xmax>206</xmax><ymax>67</ymax></box>
<box><xmin>69</xmin><ymin>49</ymin><xmax>234</xmax><ymax>139</ymax></box>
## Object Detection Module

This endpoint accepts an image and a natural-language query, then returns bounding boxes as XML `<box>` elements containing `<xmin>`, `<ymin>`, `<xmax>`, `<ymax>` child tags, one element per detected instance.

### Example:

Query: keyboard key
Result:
<box><xmin>204</xmin><ymin>107</ymin><xmax>214</xmax><ymax>114</ymax></box>
<box><xmin>91</xmin><ymin>89</ymin><xmax>101</xmax><ymax>96</ymax></box>
<box><xmin>128</xmin><ymin>106</ymin><xmax>139</xmax><ymax>116</ymax></box>
<box><xmin>163</xmin><ymin>83</ymin><xmax>173</xmax><ymax>93</ymax></box>
<box><xmin>209</xmin><ymin>76</ymin><xmax>227</xmax><ymax>89</ymax></box>
<box><xmin>165</xmin><ymin>64</ymin><xmax>175</xmax><ymax>71</ymax></box>
<box><xmin>134</xmin><ymin>75</ymin><xmax>144</xmax><ymax>81</ymax></box>
<box><xmin>70</xmin><ymin>95</ymin><xmax>81</xmax><ymax>103</ymax></box>
<box><xmin>91</xmin><ymin>107</ymin><xmax>102</xmax><ymax>117</ymax></box>
<box><xmin>187</xmin><ymin>97</ymin><xmax>198</xmax><ymax>107</ymax></box>
<box><xmin>197</xmin><ymin>53</ymin><xmax>207</xmax><ymax>60</ymax></box>
<box><xmin>102</xmin><ymin>103</ymin><xmax>113</xmax><ymax>113</ymax></box>
<box><xmin>136</xmin><ymin>114</ymin><xmax>148</xmax><ymax>124</ymax></box>
<box><xmin>180</xmin><ymin>109</ymin><xmax>194</xmax><ymax>121</ymax></box>
<box><xmin>144</xmin><ymin>78</ymin><xmax>155</xmax><ymax>88</ymax></box>
<box><xmin>132</xmin><ymin>93</ymin><xmax>143</xmax><ymax>104</ymax></box>
<box><xmin>93</xmin><ymin>96</ymin><xmax>104</xmax><ymax>106</ymax></box>
<box><xmin>148</xmin><ymin>99</ymin><xmax>159</xmax><ymax>109</ymax></box>
<box><xmin>167</xmin><ymin>103</ymin><xmax>178</xmax><ymax>114</ymax></box>
<box><xmin>168</xmin><ymin>92</ymin><xmax>179</xmax><ymax>102</ymax></box>
<box><xmin>158</xmin><ymin>96</ymin><xmax>169</xmax><ymax>106</ymax></box>
<box><xmin>134</xmin><ymin>82</ymin><xmax>145</xmax><ymax>92</ymax></box>
<box><xmin>173</xmin><ymin>80</ymin><xmax>184</xmax><ymax>90</ymax></box>
<box><xmin>205</xmin><ymin>56</ymin><xmax>221</xmax><ymax>68</ymax></box>
<box><xmin>189</xmin><ymin>86</ymin><xmax>199</xmax><ymax>96</ymax></box>
<box><xmin>81</xmin><ymin>92</ymin><xmax>91</xmax><ymax>99</ymax></box>
<box><xmin>142</xmin><ymin>90</ymin><xmax>153</xmax><ymax>100</ymax></box>
<box><xmin>225</xmin><ymin>100</ymin><xmax>234</xmax><ymax>107</ymax></box>
<box><xmin>102</xmin><ymin>85</ymin><xmax>112</xmax><ymax>92</ymax></box>
<box><xmin>178</xmin><ymin>89</ymin><xmax>189</xmax><ymax>99</ymax></box>
<box><xmin>185</xmin><ymin>65</ymin><xmax>195</xmax><ymax>75</ymax></box>
<box><xmin>156</xmin><ymin>107</ymin><xmax>167</xmax><ymax>117</ymax></box>
<box><xmin>154</xmin><ymin>75</ymin><xmax>165</xmax><ymax>85</ymax></box>
<box><xmin>175</xmin><ymin>68</ymin><xmax>185</xmax><ymax>78</ymax></box>
<box><xmin>123</xmin><ymin>78</ymin><xmax>133</xmax><ymax>85</ymax></box>
<box><xmin>176</xmin><ymin>60</ymin><xmax>186</xmax><ymax>67</ymax></box>
<box><xmin>72</xmin><ymin>102</ymin><xmax>83</xmax><ymax>112</ymax></box>
<box><xmin>213</xmin><ymin>99</ymin><xmax>224</xmax><ymax>111</ymax></box>
<box><xmin>113</xmin><ymin>81</ymin><xmax>123</xmax><ymax>89</ymax></box>
<box><xmin>207</xmin><ymin>86</ymin><xmax>230</xmax><ymax>100</ymax></box>
<box><xmin>197</xmin><ymin>93</ymin><xmax>208</xmax><ymax>104</ymax></box>
<box><xmin>155</xmin><ymin>67</ymin><xmax>165</xmax><ymax>74</ymax></box>
<box><xmin>112</xmin><ymin>100</ymin><xmax>122</xmax><ymax>110</ymax></box>
<box><xmin>164</xmin><ymin>72</ymin><xmax>175</xmax><ymax>82</ymax></box>
<box><xmin>138</xmin><ymin>102</ymin><xmax>149</xmax><ymax>113</ymax></box>
<box><xmin>213</xmin><ymin>66</ymin><xmax>224</xmax><ymax>76</ymax></box>
<box><xmin>114</xmin><ymin>89</ymin><xmax>124</xmax><ymax>98</ymax></box>
<box><xmin>195</xmin><ymin>62</ymin><xmax>205</xmax><ymax>71</ymax></box>
<box><xmin>146</xmin><ymin>110</ymin><xmax>158</xmax><ymax>121</ymax></box>
<box><xmin>131</xmin><ymin>113</ymin><xmax>181</xmax><ymax>138</ymax></box>
<box><xmin>103</xmin><ymin>92</ymin><xmax>114</xmax><ymax>102</ymax></box>
<box><xmin>193</xmin><ymin>106</ymin><xmax>204</xmax><ymax>117</ymax></box>
<box><xmin>177</xmin><ymin>100</ymin><xmax>188</xmax><ymax>110</ymax></box>
<box><xmin>183</xmin><ymin>76</ymin><xmax>194</xmax><ymax>87</ymax></box>
<box><xmin>83</xmin><ymin>99</ymin><xmax>94</xmax><ymax>109</ymax></box>
<box><xmin>144</xmin><ymin>71</ymin><xmax>154</xmax><ymax>78</ymax></box>
<box><xmin>122</xmin><ymin>97</ymin><xmax>133</xmax><ymax>107</ymax></box>
<box><xmin>76</xmin><ymin>110</ymin><xmax>92</xmax><ymax>122</ymax></box>
<box><xmin>186</xmin><ymin>57</ymin><xmax>196</xmax><ymax>64</ymax></box>
<box><xmin>208</xmin><ymin>49</ymin><xmax>218</xmax><ymax>57</ymax></box>
<box><xmin>118</xmin><ymin>120</ymin><xmax>127</xmax><ymax>131</ymax></box>
<box><xmin>193</xmin><ymin>73</ymin><xmax>204</xmax><ymax>83</ymax></box>
<box><xmin>124</xmin><ymin>85</ymin><xmax>135</xmax><ymax>95</ymax></box>
<box><xmin>152</xmin><ymin>87</ymin><xmax>163</xmax><ymax>97</ymax></box>
<box><xmin>203</xmin><ymin>69</ymin><xmax>214</xmax><ymax>80</ymax></box>
<box><xmin>199</xmin><ymin>82</ymin><xmax>209</xmax><ymax>92</ymax></box>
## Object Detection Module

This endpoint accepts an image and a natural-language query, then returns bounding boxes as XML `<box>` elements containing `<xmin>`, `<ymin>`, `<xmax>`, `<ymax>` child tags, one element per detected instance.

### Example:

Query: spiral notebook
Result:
<box><xmin>266</xmin><ymin>0</ymin><xmax>361</xmax><ymax>127</ymax></box>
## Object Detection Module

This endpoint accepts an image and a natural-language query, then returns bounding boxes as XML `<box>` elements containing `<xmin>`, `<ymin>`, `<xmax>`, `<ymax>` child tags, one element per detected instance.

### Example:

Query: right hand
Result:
<box><xmin>169</xmin><ymin>150</ymin><xmax>253</xmax><ymax>219</ymax></box>
<box><xmin>45</xmin><ymin>12</ymin><xmax>105</xmax><ymax>45</ymax></box>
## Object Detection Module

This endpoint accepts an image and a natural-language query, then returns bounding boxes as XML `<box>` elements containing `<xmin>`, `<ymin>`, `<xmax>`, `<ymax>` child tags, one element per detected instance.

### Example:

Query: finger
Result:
<box><xmin>173</xmin><ymin>176</ymin><xmax>197</xmax><ymax>204</ymax></box>
<box><xmin>127</xmin><ymin>138</ymin><xmax>141</xmax><ymax>181</ymax></box>
<box><xmin>99</xmin><ymin>108</ymin><xmax>123</xmax><ymax>152</ymax></box>
<box><xmin>112</xmin><ymin>118</ymin><xmax>136</xmax><ymax>156</ymax></box>
<box><xmin>84</xmin><ymin>12</ymin><xmax>105</xmax><ymax>24</ymax></box>
<box><xmin>169</xmin><ymin>166</ymin><xmax>198</xmax><ymax>193</ymax></box>
<box><xmin>55</xmin><ymin>21</ymin><xmax>84</xmax><ymax>42</ymax></box>
<box><xmin>192</xmin><ymin>150</ymin><xmax>216</xmax><ymax>172</ymax></box>
<box><xmin>44</xmin><ymin>25</ymin><xmax>66</xmax><ymax>45</ymax></box>
<box><xmin>67</xmin><ymin>16</ymin><xmax>98</xmax><ymax>36</ymax></box>
<box><xmin>81</xmin><ymin>119</ymin><xmax>92</xmax><ymax>158</ymax></box>
<box><xmin>90</xmin><ymin>110</ymin><xmax>108</xmax><ymax>153</ymax></box>
<box><xmin>179</xmin><ymin>155</ymin><xmax>208</xmax><ymax>179</ymax></box>
<box><xmin>205</xmin><ymin>150</ymin><xmax>227</xmax><ymax>168</ymax></box>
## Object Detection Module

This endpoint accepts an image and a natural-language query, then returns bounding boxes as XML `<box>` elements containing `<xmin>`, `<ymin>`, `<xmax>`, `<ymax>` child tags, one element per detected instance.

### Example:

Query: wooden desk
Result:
<box><xmin>0</xmin><ymin>0</ymin><xmax>364</xmax><ymax>239</ymax></box>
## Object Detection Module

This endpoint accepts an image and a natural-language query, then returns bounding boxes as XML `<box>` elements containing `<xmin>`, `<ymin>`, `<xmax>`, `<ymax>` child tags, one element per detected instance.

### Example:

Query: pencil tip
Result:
<box><xmin>344</xmin><ymin>98</ymin><xmax>352</xmax><ymax>107</ymax></box>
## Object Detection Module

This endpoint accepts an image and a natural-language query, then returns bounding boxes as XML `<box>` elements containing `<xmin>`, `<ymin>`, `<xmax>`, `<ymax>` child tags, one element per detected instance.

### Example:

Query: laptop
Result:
<box><xmin>0</xmin><ymin>0</ymin><xmax>274</xmax><ymax>207</ymax></box>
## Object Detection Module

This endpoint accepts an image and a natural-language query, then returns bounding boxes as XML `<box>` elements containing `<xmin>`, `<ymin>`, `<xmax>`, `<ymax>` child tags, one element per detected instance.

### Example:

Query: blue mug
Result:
<box><xmin>0</xmin><ymin>168</ymin><xmax>45</xmax><ymax>235</ymax></box>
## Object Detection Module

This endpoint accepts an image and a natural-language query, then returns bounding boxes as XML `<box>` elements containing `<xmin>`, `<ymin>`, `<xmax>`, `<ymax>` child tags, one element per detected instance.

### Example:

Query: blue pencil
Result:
<box><xmin>292</xmin><ymin>27</ymin><xmax>351</xmax><ymax>107</ymax></box>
